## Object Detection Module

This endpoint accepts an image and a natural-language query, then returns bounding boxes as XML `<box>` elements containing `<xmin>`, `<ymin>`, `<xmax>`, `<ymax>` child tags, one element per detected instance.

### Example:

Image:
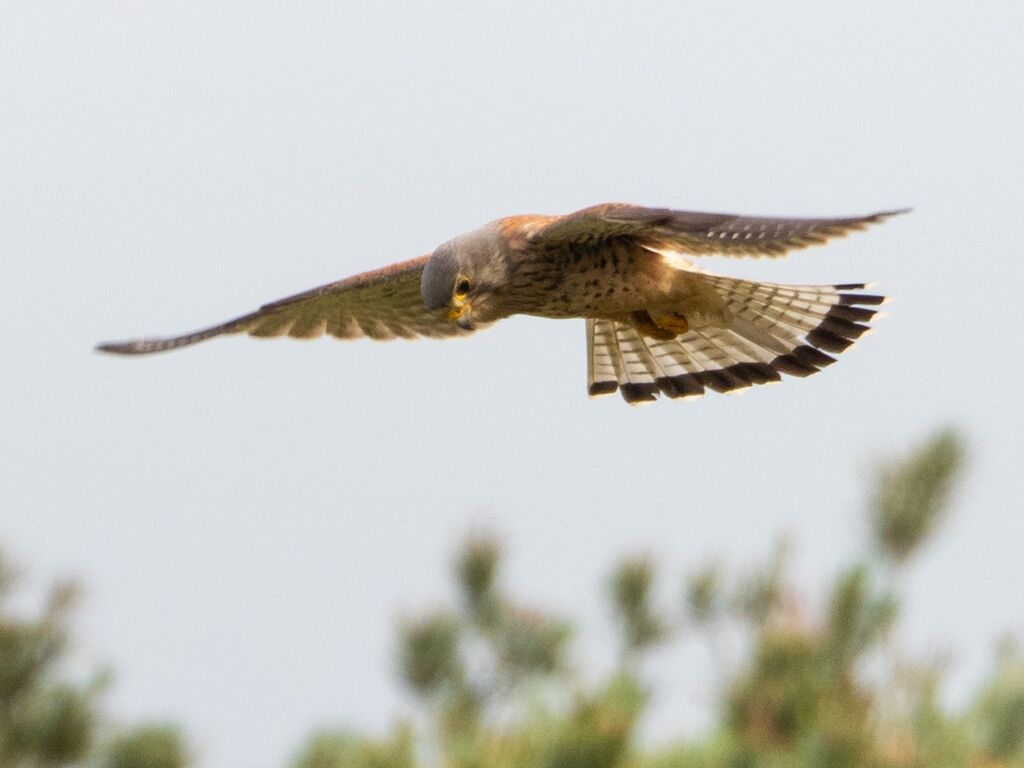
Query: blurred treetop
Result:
<box><xmin>6</xmin><ymin>427</ymin><xmax>1024</xmax><ymax>768</ymax></box>
<box><xmin>0</xmin><ymin>550</ymin><xmax>187</xmax><ymax>768</ymax></box>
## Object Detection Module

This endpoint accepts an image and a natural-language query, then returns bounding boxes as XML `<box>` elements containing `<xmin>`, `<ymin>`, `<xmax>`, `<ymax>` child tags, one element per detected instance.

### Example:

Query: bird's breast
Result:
<box><xmin>500</xmin><ymin>240</ymin><xmax>672</xmax><ymax>319</ymax></box>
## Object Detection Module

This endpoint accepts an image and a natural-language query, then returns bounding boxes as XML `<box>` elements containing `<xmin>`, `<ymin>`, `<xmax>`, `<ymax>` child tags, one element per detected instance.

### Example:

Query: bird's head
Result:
<box><xmin>421</xmin><ymin>227</ymin><xmax>509</xmax><ymax>330</ymax></box>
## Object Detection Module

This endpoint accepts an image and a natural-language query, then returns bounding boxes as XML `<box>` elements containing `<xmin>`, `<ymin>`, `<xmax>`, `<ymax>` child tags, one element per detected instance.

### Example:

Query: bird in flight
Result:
<box><xmin>98</xmin><ymin>203</ymin><xmax>904</xmax><ymax>404</ymax></box>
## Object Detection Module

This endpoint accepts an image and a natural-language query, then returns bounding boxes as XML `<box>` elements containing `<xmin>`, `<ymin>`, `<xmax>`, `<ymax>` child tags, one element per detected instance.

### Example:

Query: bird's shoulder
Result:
<box><xmin>494</xmin><ymin>214</ymin><xmax>561</xmax><ymax>248</ymax></box>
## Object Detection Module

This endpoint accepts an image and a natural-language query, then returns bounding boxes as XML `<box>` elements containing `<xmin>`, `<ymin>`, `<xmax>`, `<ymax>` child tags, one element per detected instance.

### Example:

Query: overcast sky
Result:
<box><xmin>3</xmin><ymin>2</ymin><xmax>1023</xmax><ymax>767</ymax></box>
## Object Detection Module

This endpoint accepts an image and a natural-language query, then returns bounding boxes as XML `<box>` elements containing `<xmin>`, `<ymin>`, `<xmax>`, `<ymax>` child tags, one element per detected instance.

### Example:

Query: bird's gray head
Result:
<box><xmin>420</xmin><ymin>226</ymin><xmax>509</xmax><ymax>330</ymax></box>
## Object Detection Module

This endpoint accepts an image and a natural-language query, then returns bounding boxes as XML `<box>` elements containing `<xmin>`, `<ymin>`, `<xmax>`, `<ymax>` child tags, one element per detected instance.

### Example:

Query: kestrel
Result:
<box><xmin>98</xmin><ymin>204</ymin><xmax>903</xmax><ymax>403</ymax></box>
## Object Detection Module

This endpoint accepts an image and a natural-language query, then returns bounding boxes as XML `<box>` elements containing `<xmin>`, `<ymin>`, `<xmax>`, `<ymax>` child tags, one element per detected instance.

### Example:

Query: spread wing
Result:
<box><xmin>97</xmin><ymin>256</ymin><xmax>473</xmax><ymax>355</ymax></box>
<box><xmin>527</xmin><ymin>203</ymin><xmax>907</xmax><ymax>258</ymax></box>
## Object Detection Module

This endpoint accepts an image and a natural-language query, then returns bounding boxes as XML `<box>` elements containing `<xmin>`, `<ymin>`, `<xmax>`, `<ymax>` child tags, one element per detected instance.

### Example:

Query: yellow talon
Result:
<box><xmin>654</xmin><ymin>312</ymin><xmax>690</xmax><ymax>335</ymax></box>
<box><xmin>630</xmin><ymin>310</ymin><xmax>689</xmax><ymax>340</ymax></box>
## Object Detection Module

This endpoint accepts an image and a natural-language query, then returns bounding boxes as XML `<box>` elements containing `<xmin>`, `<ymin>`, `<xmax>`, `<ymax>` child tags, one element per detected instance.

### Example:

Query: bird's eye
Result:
<box><xmin>455</xmin><ymin>278</ymin><xmax>471</xmax><ymax>298</ymax></box>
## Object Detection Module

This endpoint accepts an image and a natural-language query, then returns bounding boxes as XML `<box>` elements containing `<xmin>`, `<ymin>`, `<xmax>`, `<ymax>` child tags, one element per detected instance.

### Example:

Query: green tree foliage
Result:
<box><xmin>610</xmin><ymin>556</ymin><xmax>667</xmax><ymax>660</ymax></box>
<box><xmin>0</xmin><ymin>551</ymin><xmax>98</xmax><ymax>767</ymax></box>
<box><xmin>455</xmin><ymin>535</ymin><xmax>501</xmax><ymax>632</ymax></box>
<box><xmin>870</xmin><ymin>426</ymin><xmax>966</xmax><ymax>566</ymax></box>
<box><xmin>290</xmin><ymin>727</ymin><xmax>414</xmax><ymax>768</ymax></box>
<box><xmin>292</xmin><ymin>425</ymin><xmax>1024</xmax><ymax>768</ymax></box>
<box><xmin>398</xmin><ymin>612</ymin><xmax>464</xmax><ymax>700</ymax></box>
<box><xmin>730</xmin><ymin>539</ymin><xmax>790</xmax><ymax>630</ymax></box>
<box><xmin>971</xmin><ymin>639</ymin><xmax>1024</xmax><ymax>762</ymax></box>
<box><xmin>101</xmin><ymin>725</ymin><xmax>190</xmax><ymax>768</ymax></box>
<box><xmin>684</xmin><ymin>563</ymin><xmax>722</xmax><ymax>628</ymax></box>
<box><xmin>0</xmin><ymin>548</ymin><xmax>191</xmax><ymax>768</ymax></box>
<box><xmin>6</xmin><ymin>425</ymin><xmax>1021</xmax><ymax>768</ymax></box>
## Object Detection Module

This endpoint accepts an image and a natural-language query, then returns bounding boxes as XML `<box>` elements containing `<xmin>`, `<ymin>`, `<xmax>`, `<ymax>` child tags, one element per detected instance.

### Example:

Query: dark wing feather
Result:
<box><xmin>528</xmin><ymin>203</ymin><xmax>907</xmax><ymax>258</ymax></box>
<box><xmin>97</xmin><ymin>256</ymin><xmax>471</xmax><ymax>355</ymax></box>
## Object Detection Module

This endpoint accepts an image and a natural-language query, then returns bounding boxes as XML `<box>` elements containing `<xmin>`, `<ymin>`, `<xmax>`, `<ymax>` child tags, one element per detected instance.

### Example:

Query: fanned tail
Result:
<box><xmin>586</xmin><ymin>278</ymin><xmax>884</xmax><ymax>404</ymax></box>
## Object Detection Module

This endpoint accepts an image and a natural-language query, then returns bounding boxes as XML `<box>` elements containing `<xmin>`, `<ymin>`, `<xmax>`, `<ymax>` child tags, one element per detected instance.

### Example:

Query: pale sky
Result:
<box><xmin>3</xmin><ymin>3</ymin><xmax>1023</xmax><ymax>767</ymax></box>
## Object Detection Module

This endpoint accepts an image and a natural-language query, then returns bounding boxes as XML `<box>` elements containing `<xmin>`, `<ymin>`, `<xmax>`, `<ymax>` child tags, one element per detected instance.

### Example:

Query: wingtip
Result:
<box><xmin>874</xmin><ymin>207</ymin><xmax>912</xmax><ymax>220</ymax></box>
<box><xmin>95</xmin><ymin>336</ymin><xmax>188</xmax><ymax>355</ymax></box>
<box><xmin>95</xmin><ymin>339</ymin><xmax>148</xmax><ymax>355</ymax></box>
<box><xmin>94</xmin><ymin>323</ymin><xmax>232</xmax><ymax>355</ymax></box>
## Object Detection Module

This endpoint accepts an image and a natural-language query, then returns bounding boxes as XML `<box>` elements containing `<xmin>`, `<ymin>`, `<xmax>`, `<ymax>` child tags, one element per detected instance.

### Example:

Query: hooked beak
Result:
<box><xmin>448</xmin><ymin>304</ymin><xmax>476</xmax><ymax>331</ymax></box>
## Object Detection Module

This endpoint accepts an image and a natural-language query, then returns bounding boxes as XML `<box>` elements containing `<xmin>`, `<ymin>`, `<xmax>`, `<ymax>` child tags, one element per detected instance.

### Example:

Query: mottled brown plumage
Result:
<box><xmin>98</xmin><ymin>203</ymin><xmax>905</xmax><ymax>403</ymax></box>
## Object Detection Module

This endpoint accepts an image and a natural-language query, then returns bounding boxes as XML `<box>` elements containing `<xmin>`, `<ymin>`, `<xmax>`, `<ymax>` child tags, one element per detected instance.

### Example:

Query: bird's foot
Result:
<box><xmin>630</xmin><ymin>310</ymin><xmax>689</xmax><ymax>340</ymax></box>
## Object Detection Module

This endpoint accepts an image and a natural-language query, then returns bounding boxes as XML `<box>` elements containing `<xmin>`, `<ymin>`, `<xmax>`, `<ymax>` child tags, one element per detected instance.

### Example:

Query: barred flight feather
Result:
<box><xmin>95</xmin><ymin>256</ymin><xmax>473</xmax><ymax>355</ymax></box>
